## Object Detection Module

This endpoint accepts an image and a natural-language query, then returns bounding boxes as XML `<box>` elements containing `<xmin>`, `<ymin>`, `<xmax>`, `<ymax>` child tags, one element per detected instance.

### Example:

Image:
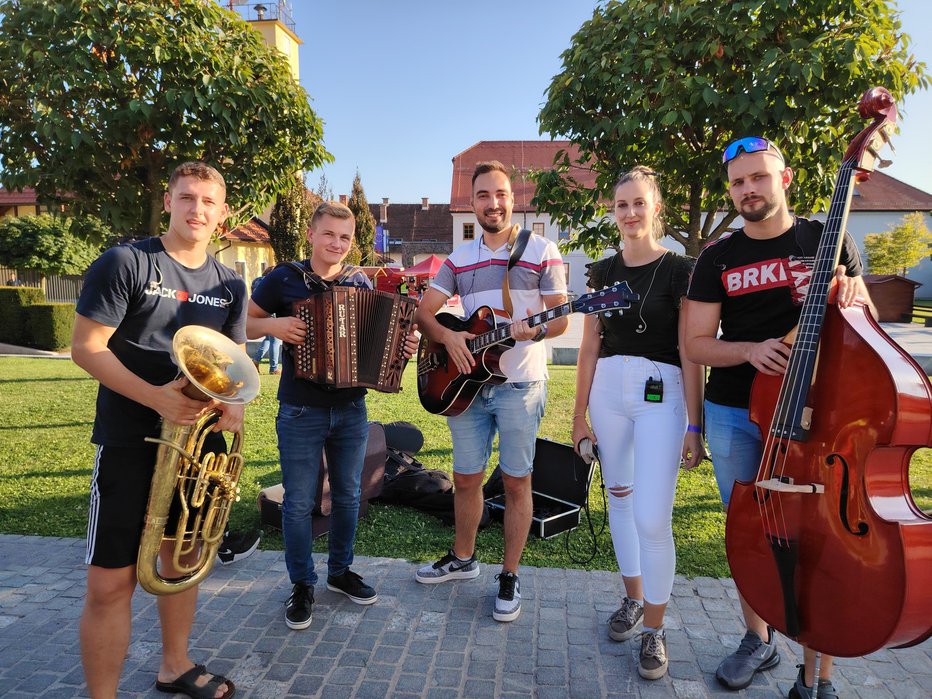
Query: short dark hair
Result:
<box><xmin>471</xmin><ymin>160</ymin><xmax>510</xmax><ymax>188</ymax></box>
<box><xmin>167</xmin><ymin>161</ymin><xmax>226</xmax><ymax>194</ymax></box>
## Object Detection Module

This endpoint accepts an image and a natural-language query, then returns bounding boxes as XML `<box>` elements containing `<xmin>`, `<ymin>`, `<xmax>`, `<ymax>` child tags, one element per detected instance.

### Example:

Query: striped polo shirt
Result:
<box><xmin>431</xmin><ymin>228</ymin><xmax>566</xmax><ymax>382</ymax></box>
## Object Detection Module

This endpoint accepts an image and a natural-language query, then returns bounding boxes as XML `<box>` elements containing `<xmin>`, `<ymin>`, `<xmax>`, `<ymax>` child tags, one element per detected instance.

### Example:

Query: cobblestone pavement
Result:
<box><xmin>0</xmin><ymin>535</ymin><xmax>929</xmax><ymax>698</ymax></box>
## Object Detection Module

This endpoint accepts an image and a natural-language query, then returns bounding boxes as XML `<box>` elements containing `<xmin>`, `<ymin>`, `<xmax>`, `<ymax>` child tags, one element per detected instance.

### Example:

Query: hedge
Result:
<box><xmin>0</xmin><ymin>286</ymin><xmax>45</xmax><ymax>345</ymax></box>
<box><xmin>23</xmin><ymin>302</ymin><xmax>75</xmax><ymax>350</ymax></box>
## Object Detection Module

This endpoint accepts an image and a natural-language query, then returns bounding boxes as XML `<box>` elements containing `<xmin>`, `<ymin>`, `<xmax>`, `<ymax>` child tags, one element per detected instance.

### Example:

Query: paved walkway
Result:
<box><xmin>1</xmin><ymin>535</ymin><xmax>929</xmax><ymax>698</ymax></box>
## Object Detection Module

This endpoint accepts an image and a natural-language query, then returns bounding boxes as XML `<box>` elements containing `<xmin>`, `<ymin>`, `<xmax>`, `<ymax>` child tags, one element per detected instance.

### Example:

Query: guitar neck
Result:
<box><xmin>470</xmin><ymin>302</ymin><xmax>573</xmax><ymax>352</ymax></box>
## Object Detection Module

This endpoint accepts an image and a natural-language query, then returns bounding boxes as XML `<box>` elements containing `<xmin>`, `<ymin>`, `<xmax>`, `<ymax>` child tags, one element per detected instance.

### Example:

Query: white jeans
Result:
<box><xmin>589</xmin><ymin>355</ymin><xmax>685</xmax><ymax>605</ymax></box>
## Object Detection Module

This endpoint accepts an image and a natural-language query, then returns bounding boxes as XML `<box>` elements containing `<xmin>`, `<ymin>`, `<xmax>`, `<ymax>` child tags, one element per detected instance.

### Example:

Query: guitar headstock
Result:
<box><xmin>572</xmin><ymin>281</ymin><xmax>640</xmax><ymax>315</ymax></box>
<box><xmin>843</xmin><ymin>86</ymin><xmax>897</xmax><ymax>183</ymax></box>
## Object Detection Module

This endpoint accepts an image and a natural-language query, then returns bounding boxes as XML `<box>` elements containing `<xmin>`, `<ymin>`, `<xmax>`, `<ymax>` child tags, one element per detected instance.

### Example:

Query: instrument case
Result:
<box><xmin>485</xmin><ymin>438</ymin><xmax>594</xmax><ymax>539</ymax></box>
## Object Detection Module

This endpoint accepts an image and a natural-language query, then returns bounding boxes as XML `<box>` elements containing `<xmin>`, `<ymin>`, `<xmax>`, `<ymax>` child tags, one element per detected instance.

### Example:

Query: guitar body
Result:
<box><xmin>417</xmin><ymin>307</ymin><xmax>515</xmax><ymax>416</ymax></box>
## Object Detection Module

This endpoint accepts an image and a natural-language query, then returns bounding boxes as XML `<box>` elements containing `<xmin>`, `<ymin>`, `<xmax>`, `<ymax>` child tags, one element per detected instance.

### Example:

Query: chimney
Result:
<box><xmin>339</xmin><ymin>194</ymin><xmax>348</xmax><ymax>205</ymax></box>
<box><xmin>421</xmin><ymin>197</ymin><xmax>429</xmax><ymax>211</ymax></box>
<box><xmin>380</xmin><ymin>197</ymin><xmax>389</xmax><ymax>224</ymax></box>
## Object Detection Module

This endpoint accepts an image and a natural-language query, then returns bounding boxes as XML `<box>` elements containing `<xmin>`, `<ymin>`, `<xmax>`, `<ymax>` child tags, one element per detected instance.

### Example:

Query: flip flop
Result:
<box><xmin>155</xmin><ymin>664</ymin><xmax>235</xmax><ymax>699</ymax></box>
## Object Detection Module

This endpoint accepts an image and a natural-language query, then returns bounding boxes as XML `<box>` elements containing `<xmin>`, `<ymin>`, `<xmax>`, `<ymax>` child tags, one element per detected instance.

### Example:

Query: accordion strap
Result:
<box><xmin>281</xmin><ymin>261</ymin><xmax>361</xmax><ymax>293</ymax></box>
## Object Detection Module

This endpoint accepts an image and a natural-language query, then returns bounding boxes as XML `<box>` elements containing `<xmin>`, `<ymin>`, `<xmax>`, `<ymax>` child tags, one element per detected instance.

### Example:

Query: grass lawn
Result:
<box><xmin>1</xmin><ymin>357</ymin><xmax>929</xmax><ymax>578</ymax></box>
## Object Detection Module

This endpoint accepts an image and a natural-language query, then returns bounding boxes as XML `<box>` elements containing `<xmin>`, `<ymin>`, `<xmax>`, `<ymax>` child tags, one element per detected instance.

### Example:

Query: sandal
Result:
<box><xmin>155</xmin><ymin>664</ymin><xmax>235</xmax><ymax>699</ymax></box>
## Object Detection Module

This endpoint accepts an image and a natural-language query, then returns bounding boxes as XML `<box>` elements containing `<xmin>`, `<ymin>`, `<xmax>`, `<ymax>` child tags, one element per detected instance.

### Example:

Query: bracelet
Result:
<box><xmin>573</xmin><ymin>412</ymin><xmax>587</xmax><ymax>419</ymax></box>
<box><xmin>687</xmin><ymin>424</ymin><xmax>702</xmax><ymax>433</ymax></box>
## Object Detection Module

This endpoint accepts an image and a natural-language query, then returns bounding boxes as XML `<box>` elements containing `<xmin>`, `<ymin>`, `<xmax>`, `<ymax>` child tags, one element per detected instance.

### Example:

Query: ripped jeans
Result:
<box><xmin>589</xmin><ymin>355</ymin><xmax>686</xmax><ymax>605</ymax></box>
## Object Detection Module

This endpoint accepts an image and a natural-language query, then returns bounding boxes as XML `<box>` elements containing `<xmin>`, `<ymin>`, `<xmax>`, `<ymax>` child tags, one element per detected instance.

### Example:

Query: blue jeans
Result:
<box><xmin>276</xmin><ymin>399</ymin><xmax>368</xmax><ymax>585</ymax></box>
<box><xmin>447</xmin><ymin>380</ymin><xmax>547</xmax><ymax>477</ymax></box>
<box><xmin>704</xmin><ymin>400</ymin><xmax>763</xmax><ymax>506</ymax></box>
<box><xmin>255</xmin><ymin>334</ymin><xmax>282</xmax><ymax>371</ymax></box>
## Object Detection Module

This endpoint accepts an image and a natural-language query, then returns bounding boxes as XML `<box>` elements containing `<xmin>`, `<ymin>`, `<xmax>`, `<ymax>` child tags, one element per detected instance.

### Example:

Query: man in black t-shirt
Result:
<box><xmin>72</xmin><ymin>162</ymin><xmax>243</xmax><ymax>699</ymax></box>
<box><xmin>685</xmin><ymin>138</ymin><xmax>872</xmax><ymax>699</ymax></box>
<box><xmin>248</xmin><ymin>201</ymin><xmax>418</xmax><ymax>632</ymax></box>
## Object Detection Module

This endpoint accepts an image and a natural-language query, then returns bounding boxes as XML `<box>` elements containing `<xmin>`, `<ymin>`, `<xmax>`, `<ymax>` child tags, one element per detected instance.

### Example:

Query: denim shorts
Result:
<box><xmin>704</xmin><ymin>400</ymin><xmax>763</xmax><ymax>506</ymax></box>
<box><xmin>447</xmin><ymin>380</ymin><xmax>547</xmax><ymax>477</ymax></box>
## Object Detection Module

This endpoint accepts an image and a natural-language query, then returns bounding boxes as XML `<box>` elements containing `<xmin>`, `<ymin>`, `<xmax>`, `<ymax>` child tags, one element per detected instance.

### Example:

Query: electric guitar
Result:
<box><xmin>416</xmin><ymin>283</ymin><xmax>639</xmax><ymax>416</ymax></box>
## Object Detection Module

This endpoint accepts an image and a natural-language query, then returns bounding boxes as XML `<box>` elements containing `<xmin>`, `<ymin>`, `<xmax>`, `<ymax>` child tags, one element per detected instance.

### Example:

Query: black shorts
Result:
<box><xmin>86</xmin><ymin>432</ymin><xmax>227</xmax><ymax>568</ymax></box>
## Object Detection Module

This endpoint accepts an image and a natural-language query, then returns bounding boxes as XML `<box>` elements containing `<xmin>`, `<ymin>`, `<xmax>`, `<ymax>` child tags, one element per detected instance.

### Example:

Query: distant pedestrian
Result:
<box><xmin>251</xmin><ymin>268</ymin><xmax>282</xmax><ymax>374</ymax></box>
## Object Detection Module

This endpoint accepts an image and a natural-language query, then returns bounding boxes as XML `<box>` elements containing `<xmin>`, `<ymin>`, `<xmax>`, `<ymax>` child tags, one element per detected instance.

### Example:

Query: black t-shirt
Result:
<box><xmin>687</xmin><ymin>218</ymin><xmax>863</xmax><ymax>407</ymax></box>
<box><xmin>586</xmin><ymin>251</ymin><xmax>694</xmax><ymax>367</ymax></box>
<box><xmin>251</xmin><ymin>262</ymin><xmax>372</xmax><ymax>407</ymax></box>
<box><xmin>76</xmin><ymin>238</ymin><xmax>248</xmax><ymax>446</ymax></box>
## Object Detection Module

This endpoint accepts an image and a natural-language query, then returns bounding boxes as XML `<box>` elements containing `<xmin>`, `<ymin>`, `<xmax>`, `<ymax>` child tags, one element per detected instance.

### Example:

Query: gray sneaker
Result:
<box><xmin>415</xmin><ymin>550</ymin><xmax>480</xmax><ymax>584</ymax></box>
<box><xmin>788</xmin><ymin>664</ymin><xmax>839</xmax><ymax>699</ymax></box>
<box><xmin>638</xmin><ymin>629</ymin><xmax>668</xmax><ymax>680</ymax></box>
<box><xmin>492</xmin><ymin>571</ymin><xmax>520</xmax><ymax>622</ymax></box>
<box><xmin>716</xmin><ymin>626</ymin><xmax>780</xmax><ymax>689</ymax></box>
<box><xmin>608</xmin><ymin>597</ymin><xmax>644</xmax><ymax>641</ymax></box>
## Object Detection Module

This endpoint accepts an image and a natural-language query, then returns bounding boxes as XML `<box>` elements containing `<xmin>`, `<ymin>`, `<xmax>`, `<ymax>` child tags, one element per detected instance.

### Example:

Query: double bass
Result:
<box><xmin>725</xmin><ymin>87</ymin><xmax>932</xmax><ymax>658</ymax></box>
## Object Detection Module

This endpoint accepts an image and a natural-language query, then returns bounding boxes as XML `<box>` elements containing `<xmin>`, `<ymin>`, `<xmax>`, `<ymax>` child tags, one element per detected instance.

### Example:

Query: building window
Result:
<box><xmin>558</xmin><ymin>229</ymin><xmax>570</xmax><ymax>241</ymax></box>
<box><xmin>564</xmin><ymin>263</ymin><xmax>570</xmax><ymax>285</ymax></box>
<box><xmin>532</xmin><ymin>222</ymin><xmax>545</xmax><ymax>236</ymax></box>
<box><xmin>235</xmin><ymin>261</ymin><xmax>246</xmax><ymax>279</ymax></box>
<box><xmin>463</xmin><ymin>222</ymin><xmax>475</xmax><ymax>240</ymax></box>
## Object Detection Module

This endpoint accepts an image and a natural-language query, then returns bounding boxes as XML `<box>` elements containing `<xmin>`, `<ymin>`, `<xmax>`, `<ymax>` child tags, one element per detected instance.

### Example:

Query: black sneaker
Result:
<box><xmin>327</xmin><ymin>569</ymin><xmax>378</xmax><ymax>605</ymax></box>
<box><xmin>285</xmin><ymin>583</ymin><xmax>313</xmax><ymax>630</ymax></box>
<box><xmin>217</xmin><ymin>529</ymin><xmax>261</xmax><ymax>565</ymax></box>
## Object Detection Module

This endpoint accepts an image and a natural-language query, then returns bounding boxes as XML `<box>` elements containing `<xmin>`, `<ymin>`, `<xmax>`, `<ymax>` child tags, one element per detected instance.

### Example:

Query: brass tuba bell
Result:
<box><xmin>136</xmin><ymin>325</ymin><xmax>260</xmax><ymax>595</ymax></box>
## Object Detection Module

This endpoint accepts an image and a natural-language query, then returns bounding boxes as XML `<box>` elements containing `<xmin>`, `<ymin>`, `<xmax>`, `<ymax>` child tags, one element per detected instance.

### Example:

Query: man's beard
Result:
<box><xmin>740</xmin><ymin>196</ymin><xmax>781</xmax><ymax>223</ymax></box>
<box><xmin>477</xmin><ymin>210</ymin><xmax>509</xmax><ymax>234</ymax></box>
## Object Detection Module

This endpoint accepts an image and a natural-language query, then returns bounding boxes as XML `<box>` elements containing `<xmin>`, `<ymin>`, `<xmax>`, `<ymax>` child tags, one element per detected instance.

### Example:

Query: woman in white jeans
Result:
<box><xmin>572</xmin><ymin>166</ymin><xmax>705</xmax><ymax>680</ymax></box>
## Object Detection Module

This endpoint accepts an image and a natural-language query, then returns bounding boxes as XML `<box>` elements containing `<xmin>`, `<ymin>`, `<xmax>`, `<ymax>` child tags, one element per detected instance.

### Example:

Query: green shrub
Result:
<box><xmin>0</xmin><ymin>286</ymin><xmax>45</xmax><ymax>344</ymax></box>
<box><xmin>23</xmin><ymin>302</ymin><xmax>74</xmax><ymax>350</ymax></box>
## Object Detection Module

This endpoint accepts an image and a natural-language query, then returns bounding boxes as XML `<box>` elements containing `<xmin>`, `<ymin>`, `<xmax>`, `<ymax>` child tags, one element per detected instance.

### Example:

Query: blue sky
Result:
<box><xmin>289</xmin><ymin>0</ymin><xmax>932</xmax><ymax>204</ymax></box>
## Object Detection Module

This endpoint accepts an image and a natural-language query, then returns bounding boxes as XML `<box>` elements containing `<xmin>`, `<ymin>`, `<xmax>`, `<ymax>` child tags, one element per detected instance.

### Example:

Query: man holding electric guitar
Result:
<box><xmin>413</xmin><ymin>161</ymin><xmax>567</xmax><ymax>622</ymax></box>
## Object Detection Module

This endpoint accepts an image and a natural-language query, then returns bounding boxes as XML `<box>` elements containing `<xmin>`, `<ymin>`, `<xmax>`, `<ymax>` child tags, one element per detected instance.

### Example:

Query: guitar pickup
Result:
<box><xmin>755</xmin><ymin>477</ymin><xmax>824</xmax><ymax>495</ymax></box>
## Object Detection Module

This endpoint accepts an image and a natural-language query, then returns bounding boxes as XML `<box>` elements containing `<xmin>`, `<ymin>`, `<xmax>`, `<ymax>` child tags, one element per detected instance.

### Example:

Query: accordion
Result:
<box><xmin>292</xmin><ymin>287</ymin><xmax>416</xmax><ymax>393</ymax></box>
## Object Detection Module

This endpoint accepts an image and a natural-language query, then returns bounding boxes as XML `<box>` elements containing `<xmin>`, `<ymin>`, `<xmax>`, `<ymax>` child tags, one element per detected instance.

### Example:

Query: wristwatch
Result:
<box><xmin>532</xmin><ymin>323</ymin><xmax>548</xmax><ymax>342</ymax></box>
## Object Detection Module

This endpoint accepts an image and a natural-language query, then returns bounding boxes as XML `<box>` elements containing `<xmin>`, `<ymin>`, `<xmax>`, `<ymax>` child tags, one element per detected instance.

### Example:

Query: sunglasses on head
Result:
<box><xmin>722</xmin><ymin>137</ymin><xmax>785</xmax><ymax>165</ymax></box>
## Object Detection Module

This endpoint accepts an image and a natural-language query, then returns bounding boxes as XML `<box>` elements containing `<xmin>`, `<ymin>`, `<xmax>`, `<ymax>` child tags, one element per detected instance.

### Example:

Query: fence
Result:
<box><xmin>0</xmin><ymin>265</ymin><xmax>84</xmax><ymax>304</ymax></box>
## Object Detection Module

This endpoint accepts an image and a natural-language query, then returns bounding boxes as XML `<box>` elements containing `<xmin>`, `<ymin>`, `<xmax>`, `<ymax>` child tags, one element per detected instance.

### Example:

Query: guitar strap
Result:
<box><xmin>501</xmin><ymin>227</ymin><xmax>531</xmax><ymax>317</ymax></box>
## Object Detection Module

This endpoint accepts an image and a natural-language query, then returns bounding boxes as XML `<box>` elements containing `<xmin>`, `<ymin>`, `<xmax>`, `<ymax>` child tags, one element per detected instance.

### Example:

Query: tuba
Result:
<box><xmin>137</xmin><ymin>325</ymin><xmax>260</xmax><ymax>595</ymax></box>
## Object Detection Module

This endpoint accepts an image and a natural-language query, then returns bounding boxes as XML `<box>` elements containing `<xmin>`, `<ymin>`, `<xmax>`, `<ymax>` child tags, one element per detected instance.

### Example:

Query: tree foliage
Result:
<box><xmin>864</xmin><ymin>212</ymin><xmax>932</xmax><ymax>276</ymax></box>
<box><xmin>0</xmin><ymin>214</ymin><xmax>106</xmax><ymax>275</ymax></box>
<box><xmin>314</xmin><ymin>173</ymin><xmax>334</xmax><ymax>202</ymax></box>
<box><xmin>347</xmin><ymin>172</ymin><xmax>377</xmax><ymax>266</ymax></box>
<box><xmin>533</xmin><ymin>0</ymin><xmax>928</xmax><ymax>257</ymax></box>
<box><xmin>0</xmin><ymin>0</ymin><xmax>331</xmax><ymax>237</ymax></box>
<box><xmin>268</xmin><ymin>176</ymin><xmax>317</xmax><ymax>264</ymax></box>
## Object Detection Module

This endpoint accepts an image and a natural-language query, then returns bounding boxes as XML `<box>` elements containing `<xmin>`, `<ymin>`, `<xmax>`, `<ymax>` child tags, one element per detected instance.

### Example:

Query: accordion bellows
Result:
<box><xmin>292</xmin><ymin>287</ymin><xmax>416</xmax><ymax>393</ymax></box>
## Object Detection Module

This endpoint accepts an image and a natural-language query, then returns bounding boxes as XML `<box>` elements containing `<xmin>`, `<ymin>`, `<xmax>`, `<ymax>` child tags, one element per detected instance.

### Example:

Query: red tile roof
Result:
<box><xmin>450</xmin><ymin>141</ymin><xmax>599</xmax><ymax>213</ymax></box>
<box><xmin>221</xmin><ymin>216</ymin><xmax>269</xmax><ymax>243</ymax></box>
<box><xmin>850</xmin><ymin>171</ymin><xmax>932</xmax><ymax>211</ymax></box>
<box><xmin>0</xmin><ymin>187</ymin><xmax>38</xmax><ymax>206</ymax></box>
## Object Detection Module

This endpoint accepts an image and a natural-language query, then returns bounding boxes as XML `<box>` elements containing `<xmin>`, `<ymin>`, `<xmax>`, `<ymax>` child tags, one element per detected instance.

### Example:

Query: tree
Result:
<box><xmin>533</xmin><ymin>0</ymin><xmax>927</xmax><ymax>258</ymax></box>
<box><xmin>0</xmin><ymin>215</ymin><xmax>105</xmax><ymax>276</ymax></box>
<box><xmin>268</xmin><ymin>176</ymin><xmax>317</xmax><ymax>264</ymax></box>
<box><xmin>0</xmin><ymin>0</ymin><xmax>331</xmax><ymax>237</ymax></box>
<box><xmin>864</xmin><ymin>212</ymin><xmax>932</xmax><ymax>276</ymax></box>
<box><xmin>347</xmin><ymin>172</ymin><xmax>377</xmax><ymax>266</ymax></box>
<box><xmin>314</xmin><ymin>173</ymin><xmax>334</xmax><ymax>202</ymax></box>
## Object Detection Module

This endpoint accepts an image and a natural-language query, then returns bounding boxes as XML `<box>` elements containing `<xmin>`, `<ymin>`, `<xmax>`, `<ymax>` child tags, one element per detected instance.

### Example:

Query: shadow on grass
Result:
<box><xmin>0</xmin><ymin>493</ymin><xmax>89</xmax><ymax>537</ymax></box>
<box><xmin>0</xmin><ymin>421</ymin><xmax>94</xmax><ymax>431</ymax></box>
<box><xmin>0</xmin><ymin>376</ymin><xmax>95</xmax><ymax>384</ymax></box>
<box><xmin>0</xmin><ymin>467</ymin><xmax>91</xmax><ymax>480</ymax></box>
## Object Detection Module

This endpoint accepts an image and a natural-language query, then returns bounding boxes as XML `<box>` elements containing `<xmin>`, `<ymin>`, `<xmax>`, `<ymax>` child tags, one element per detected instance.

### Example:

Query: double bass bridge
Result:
<box><xmin>755</xmin><ymin>477</ymin><xmax>825</xmax><ymax>495</ymax></box>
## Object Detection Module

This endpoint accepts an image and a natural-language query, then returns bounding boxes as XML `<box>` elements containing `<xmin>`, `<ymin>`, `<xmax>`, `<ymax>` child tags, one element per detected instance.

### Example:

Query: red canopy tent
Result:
<box><xmin>404</xmin><ymin>254</ymin><xmax>445</xmax><ymax>279</ymax></box>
